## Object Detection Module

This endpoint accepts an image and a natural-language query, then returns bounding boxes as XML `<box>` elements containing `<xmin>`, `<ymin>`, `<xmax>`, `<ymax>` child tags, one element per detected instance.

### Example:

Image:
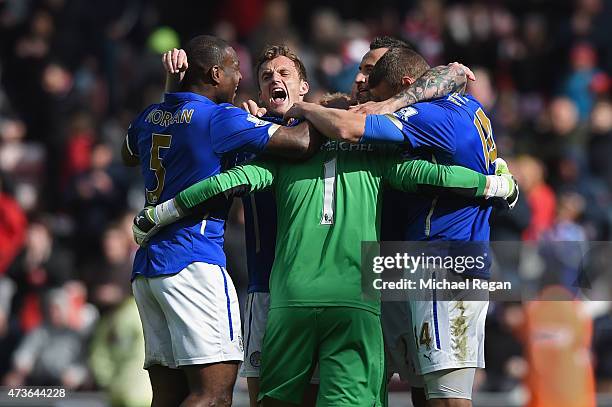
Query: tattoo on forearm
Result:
<box><xmin>393</xmin><ymin>65</ymin><xmax>466</xmax><ymax>106</ymax></box>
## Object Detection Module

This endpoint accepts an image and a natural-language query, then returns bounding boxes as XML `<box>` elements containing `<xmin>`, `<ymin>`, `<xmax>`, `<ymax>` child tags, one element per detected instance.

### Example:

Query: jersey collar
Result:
<box><xmin>261</xmin><ymin>114</ymin><xmax>302</xmax><ymax>127</ymax></box>
<box><xmin>164</xmin><ymin>92</ymin><xmax>215</xmax><ymax>105</ymax></box>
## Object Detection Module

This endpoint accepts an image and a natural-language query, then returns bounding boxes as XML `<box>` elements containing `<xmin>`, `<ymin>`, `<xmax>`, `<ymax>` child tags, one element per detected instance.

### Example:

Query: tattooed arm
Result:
<box><xmin>390</xmin><ymin>63</ymin><xmax>470</xmax><ymax>108</ymax></box>
<box><xmin>283</xmin><ymin>64</ymin><xmax>473</xmax><ymax>144</ymax></box>
<box><xmin>350</xmin><ymin>62</ymin><xmax>474</xmax><ymax>115</ymax></box>
<box><xmin>282</xmin><ymin>64</ymin><xmax>474</xmax><ymax>144</ymax></box>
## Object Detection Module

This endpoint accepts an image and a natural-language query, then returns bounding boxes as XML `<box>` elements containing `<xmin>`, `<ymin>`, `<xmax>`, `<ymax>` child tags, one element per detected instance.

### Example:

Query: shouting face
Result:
<box><xmin>258</xmin><ymin>55</ymin><xmax>309</xmax><ymax>116</ymax></box>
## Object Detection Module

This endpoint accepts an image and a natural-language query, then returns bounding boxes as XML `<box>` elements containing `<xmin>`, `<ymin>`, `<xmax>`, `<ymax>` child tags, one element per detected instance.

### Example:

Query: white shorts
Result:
<box><xmin>240</xmin><ymin>292</ymin><xmax>270</xmax><ymax>377</ymax></box>
<box><xmin>382</xmin><ymin>296</ymin><xmax>488</xmax><ymax>379</ymax></box>
<box><xmin>132</xmin><ymin>262</ymin><xmax>243</xmax><ymax>369</ymax></box>
<box><xmin>423</xmin><ymin>368</ymin><xmax>476</xmax><ymax>400</ymax></box>
<box><xmin>240</xmin><ymin>292</ymin><xmax>319</xmax><ymax>383</ymax></box>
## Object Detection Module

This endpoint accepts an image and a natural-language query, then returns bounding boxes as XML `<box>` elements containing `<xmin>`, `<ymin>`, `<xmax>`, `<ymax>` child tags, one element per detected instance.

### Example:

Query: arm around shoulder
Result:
<box><xmin>265</xmin><ymin>121</ymin><xmax>324</xmax><ymax>160</ymax></box>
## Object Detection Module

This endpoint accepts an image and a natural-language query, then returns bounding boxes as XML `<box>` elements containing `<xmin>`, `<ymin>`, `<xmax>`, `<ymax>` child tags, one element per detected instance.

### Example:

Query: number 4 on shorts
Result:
<box><xmin>415</xmin><ymin>322</ymin><xmax>433</xmax><ymax>350</ymax></box>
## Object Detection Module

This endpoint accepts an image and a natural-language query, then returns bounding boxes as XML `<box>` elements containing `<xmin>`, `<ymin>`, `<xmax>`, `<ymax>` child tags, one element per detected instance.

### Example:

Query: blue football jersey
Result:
<box><xmin>241</xmin><ymin>191</ymin><xmax>276</xmax><ymax>293</ymax></box>
<box><xmin>365</xmin><ymin>94</ymin><xmax>497</xmax><ymax>278</ymax></box>
<box><xmin>237</xmin><ymin>115</ymin><xmax>296</xmax><ymax>293</ymax></box>
<box><xmin>127</xmin><ymin>92</ymin><xmax>279</xmax><ymax>279</ymax></box>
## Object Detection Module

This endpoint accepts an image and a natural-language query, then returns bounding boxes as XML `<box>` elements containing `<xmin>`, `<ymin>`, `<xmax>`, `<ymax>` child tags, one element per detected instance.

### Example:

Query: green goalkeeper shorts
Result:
<box><xmin>258</xmin><ymin>306</ymin><xmax>384</xmax><ymax>406</ymax></box>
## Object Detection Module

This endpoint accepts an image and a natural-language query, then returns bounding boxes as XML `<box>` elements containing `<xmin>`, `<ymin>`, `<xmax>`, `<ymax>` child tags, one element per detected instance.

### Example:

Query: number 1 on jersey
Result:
<box><xmin>321</xmin><ymin>157</ymin><xmax>337</xmax><ymax>225</ymax></box>
<box><xmin>146</xmin><ymin>133</ymin><xmax>172</xmax><ymax>204</ymax></box>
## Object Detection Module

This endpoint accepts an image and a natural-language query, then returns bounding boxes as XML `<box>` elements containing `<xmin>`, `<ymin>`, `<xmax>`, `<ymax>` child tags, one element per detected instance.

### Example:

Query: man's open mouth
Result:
<box><xmin>270</xmin><ymin>87</ymin><xmax>287</xmax><ymax>105</ymax></box>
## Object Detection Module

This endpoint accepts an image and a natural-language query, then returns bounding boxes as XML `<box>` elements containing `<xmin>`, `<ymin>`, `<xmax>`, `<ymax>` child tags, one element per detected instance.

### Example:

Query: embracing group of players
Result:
<box><xmin>123</xmin><ymin>34</ymin><xmax>518</xmax><ymax>407</ymax></box>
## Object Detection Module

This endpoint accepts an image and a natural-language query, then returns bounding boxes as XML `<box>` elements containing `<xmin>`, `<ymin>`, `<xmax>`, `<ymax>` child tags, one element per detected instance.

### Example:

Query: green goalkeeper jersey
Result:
<box><xmin>177</xmin><ymin>141</ymin><xmax>488</xmax><ymax>314</ymax></box>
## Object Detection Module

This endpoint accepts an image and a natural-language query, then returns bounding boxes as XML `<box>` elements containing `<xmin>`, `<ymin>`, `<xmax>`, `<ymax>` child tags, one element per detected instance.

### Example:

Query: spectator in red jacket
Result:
<box><xmin>0</xmin><ymin>175</ymin><xmax>27</xmax><ymax>340</ymax></box>
<box><xmin>515</xmin><ymin>155</ymin><xmax>557</xmax><ymax>241</ymax></box>
<box><xmin>0</xmin><ymin>177</ymin><xmax>27</xmax><ymax>276</ymax></box>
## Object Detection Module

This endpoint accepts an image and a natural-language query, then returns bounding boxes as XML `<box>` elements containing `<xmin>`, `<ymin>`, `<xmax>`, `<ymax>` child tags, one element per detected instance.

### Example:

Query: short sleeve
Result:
<box><xmin>210</xmin><ymin>105</ymin><xmax>280</xmax><ymax>154</ymax></box>
<box><xmin>362</xmin><ymin>114</ymin><xmax>406</xmax><ymax>144</ymax></box>
<box><xmin>384</xmin><ymin>103</ymin><xmax>456</xmax><ymax>155</ymax></box>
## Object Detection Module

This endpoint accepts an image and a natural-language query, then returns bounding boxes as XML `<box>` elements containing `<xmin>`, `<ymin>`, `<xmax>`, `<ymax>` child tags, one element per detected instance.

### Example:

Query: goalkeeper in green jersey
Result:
<box><xmin>132</xmin><ymin>146</ymin><xmax>515</xmax><ymax>406</ymax></box>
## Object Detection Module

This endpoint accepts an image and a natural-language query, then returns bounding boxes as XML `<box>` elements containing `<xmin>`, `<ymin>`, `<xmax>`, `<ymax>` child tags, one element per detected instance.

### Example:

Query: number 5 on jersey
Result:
<box><xmin>147</xmin><ymin>133</ymin><xmax>172</xmax><ymax>204</ymax></box>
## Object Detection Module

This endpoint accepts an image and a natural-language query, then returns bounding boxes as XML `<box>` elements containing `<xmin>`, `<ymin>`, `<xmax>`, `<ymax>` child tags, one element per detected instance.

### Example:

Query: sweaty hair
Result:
<box><xmin>182</xmin><ymin>35</ymin><xmax>231</xmax><ymax>86</ymax></box>
<box><xmin>369</xmin><ymin>36</ymin><xmax>411</xmax><ymax>50</ymax></box>
<box><xmin>254</xmin><ymin>44</ymin><xmax>308</xmax><ymax>89</ymax></box>
<box><xmin>368</xmin><ymin>47</ymin><xmax>430</xmax><ymax>93</ymax></box>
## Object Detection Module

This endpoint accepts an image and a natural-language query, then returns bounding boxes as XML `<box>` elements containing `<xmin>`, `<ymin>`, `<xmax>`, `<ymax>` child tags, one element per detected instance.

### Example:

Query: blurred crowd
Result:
<box><xmin>1</xmin><ymin>0</ymin><xmax>612</xmax><ymax>404</ymax></box>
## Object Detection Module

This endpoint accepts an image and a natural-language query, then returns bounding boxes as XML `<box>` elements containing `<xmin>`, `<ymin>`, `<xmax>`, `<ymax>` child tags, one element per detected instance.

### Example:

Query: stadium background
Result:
<box><xmin>0</xmin><ymin>0</ymin><xmax>611</xmax><ymax>405</ymax></box>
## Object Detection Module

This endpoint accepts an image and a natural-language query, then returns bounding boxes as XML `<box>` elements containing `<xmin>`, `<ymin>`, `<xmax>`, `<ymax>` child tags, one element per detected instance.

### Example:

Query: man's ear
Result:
<box><xmin>401</xmin><ymin>76</ymin><xmax>416</xmax><ymax>87</ymax></box>
<box><xmin>210</xmin><ymin>65</ymin><xmax>222</xmax><ymax>85</ymax></box>
<box><xmin>299</xmin><ymin>80</ymin><xmax>310</xmax><ymax>97</ymax></box>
